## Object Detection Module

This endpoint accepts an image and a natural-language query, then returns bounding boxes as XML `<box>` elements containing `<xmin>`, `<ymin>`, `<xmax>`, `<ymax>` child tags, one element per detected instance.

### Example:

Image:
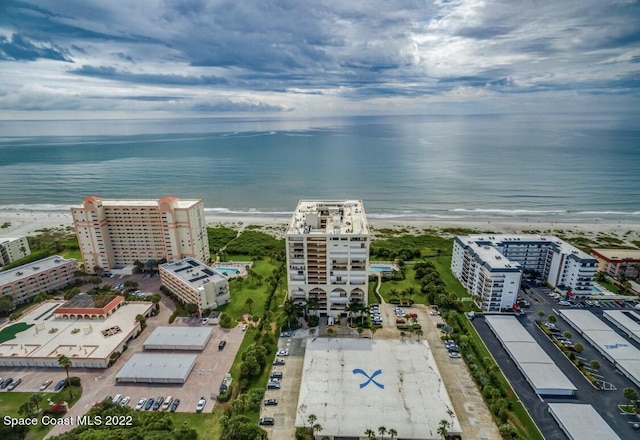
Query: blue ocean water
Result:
<box><xmin>0</xmin><ymin>113</ymin><xmax>638</xmax><ymax>221</ymax></box>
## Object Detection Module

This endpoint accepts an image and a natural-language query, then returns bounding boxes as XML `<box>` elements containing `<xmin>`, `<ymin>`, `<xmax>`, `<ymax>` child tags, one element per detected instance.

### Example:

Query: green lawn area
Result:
<box><xmin>60</xmin><ymin>248</ymin><xmax>82</xmax><ymax>261</ymax></box>
<box><xmin>597</xmin><ymin>277</ymin><xmax>622</xmax><ymax>295</ymax></box>
<box><xmin>166</xmin><ymin>410</ymin><xmax>224</xmax><ymax>440</ymax></box>
<box><xmin>0</xmin><ymin>385</ymin><xmax>83</xmax><ymax>440</ymax></box>
<box><xmin>377</xmin><ymin>267</ymin><xmax>427</xmax><ymax>305</ymax></box>
<box><xmin>216</xmin><ymin>258</ymin><xmax>281</xmax><ymax>322</ymax></box>
<box><xmin>427</xmin><ymin>256</ymin><xmax>470</xmax><ymax>299</ymax></box>
<box><xmin>0</xmin><ymin>322</ymin><xmax>33</xmax><ymax>343</ymax></box>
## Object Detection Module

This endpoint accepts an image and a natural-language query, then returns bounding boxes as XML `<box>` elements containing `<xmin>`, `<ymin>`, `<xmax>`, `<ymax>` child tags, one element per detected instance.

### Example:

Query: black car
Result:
<box><xmin>264</xmin><ymin>399</ymin><xmax>278</xmax><ymax>406</ymax></box>
<box><xmin>1</xmin><ymin>378</ymin><xmax>13</xmax><ymax>389</ymax></box>
<box><xmin>7</xmin><ymin>378</ymin><xmax>22</xmax><ymax>391</ymax></box>
<box><xmin>273</xmin><ymin>359</ymin><xmax>285</xmax><ymax>366</ymax></box>
<box><xmin>218</xmin><ymin>340</ymin><xmax>227</xmax><ymax>350</ymax></box>
<box><xmin>152</xmin><ymin>396</ymin><xmax>164</xmax><ymax>410</ymax></box>
<box><xmin>54</xmin><ymin>379</ymin><xmax>66</xmax><ymax>391</ymax></box>
<box><xmin>169</xmin><ymin>399</ymin><xmax>181</xmax><ymax>412</ymax></box>
<box><xmin>259</xmin><ymin>417</ymin><xmax>275</xmax><ymax>426</ymax></box>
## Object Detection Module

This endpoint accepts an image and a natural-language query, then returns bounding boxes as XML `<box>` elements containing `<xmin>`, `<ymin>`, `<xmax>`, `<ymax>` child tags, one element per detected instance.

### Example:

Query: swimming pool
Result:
<box><xmin>370</xmin><ymin>265</ymin><xmax>394</xmax><ymax>273</ymax></box>
<box><xmin>214</xmin><ymin>267</ymin><xmax>241</xmax><ymax>276</ymax></box>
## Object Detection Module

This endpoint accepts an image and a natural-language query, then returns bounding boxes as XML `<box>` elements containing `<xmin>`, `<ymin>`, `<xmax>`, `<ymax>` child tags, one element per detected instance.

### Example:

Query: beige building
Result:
<box><xmin>286</xmin><ymin>200</ymin><xmax>370</xmax><ymax>318</ymax></box>
<box><xmin>71</xmin><ymin>196</ymin><xmax>209</xmax><ymax>273</ymax></box>
<box><xmin>592</xmin><ymin>248</ymin><xmax>640</xmax><ymax>279</ymax></box>
<box><xmin>0</xmin><ymin>236</ymin><xmax>31</xmax><ymax>267</ymax></box>
<box><xmin>0</xmin><ymin>255</ymin><xmax>77</xmax><ymax>306</ymax></box>
<box><xmin>159</xmin><ymin>258</ymin><xmax>230</xmax><ymax>314</ymax></box>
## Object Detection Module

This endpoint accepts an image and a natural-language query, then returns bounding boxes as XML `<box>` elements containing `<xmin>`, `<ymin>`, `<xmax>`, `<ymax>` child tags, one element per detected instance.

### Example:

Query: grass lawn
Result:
<box><xmin>167</xmin><ymin>410</ymin><xmax>224</xmax><ymax>440</ymax></box>
<box><xmin>377</xmin><ymin>267</ymin><xmax>427</xmax><ymax>305</ymax></box>
<box><xmin>217</xmin><ymin>258</ymin><xmax>281</xmax><ymax>322</ymax></box>
<box><xmin>597</xmin><ymin>277</ymin><xmax>622</xmax><ymax>295</ymax></box>
<box><xmin>60</xmin><ymin>248</ymin><xmax>82</xmax><ymax>261</ymax></box>
<box><xmin>0</xmin><ymin>322</ymin><xmax>33</xmax><ymax>343</ymax></box>
<box><xmin>0</xmin><ymin>385</ymin><xmax>83</xmax><ymax>440</ymax></box>
<box><xmin>428</xmin><ymin>256</ymin><xmax>470</xmax><ymax>299</ymax></box>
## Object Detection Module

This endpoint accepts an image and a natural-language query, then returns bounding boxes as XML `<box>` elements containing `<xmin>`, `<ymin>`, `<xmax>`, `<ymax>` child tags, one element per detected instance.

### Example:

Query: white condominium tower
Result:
<box><xmin>72</xmin><ymin>196</ymin><xmax>209</xmax><ymax>273</ymax></box>
<box><xmin>286</xmin><ymin>200</ymin><xmax>370</xmax><ymax>318</ymax></box>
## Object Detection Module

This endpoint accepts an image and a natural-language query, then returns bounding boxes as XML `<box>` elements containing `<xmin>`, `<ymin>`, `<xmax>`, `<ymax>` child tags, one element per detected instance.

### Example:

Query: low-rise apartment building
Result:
<box><xmin>159</xmin><ymin>258</ymin><xmax>230</xmax><ymax>314</ymax></box>
<box><xmin>0</xmin><ymin>255</ymin><xmax>77</xmax><ymax>306</ymax></box>
<box><xmin>591</xmin><ymin>248</ymin><xmax>640</xmax><ymax>279</ymax></box>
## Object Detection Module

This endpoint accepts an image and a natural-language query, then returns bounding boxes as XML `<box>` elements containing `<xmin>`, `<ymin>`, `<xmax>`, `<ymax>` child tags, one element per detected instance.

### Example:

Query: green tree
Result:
<box><xmin>624</xmin><ymin>387</ymin><xmax>639</xmax><ymax>406</ymax></box>
<box><xmin>563</xmin><ymin>331</ymin><xmax>572</xmax><ymax>339</ymax></box>
<box><xmin>135</xmin><ymin>314</ymin><xmax>147</xmax><ymax>330</ymax></box>
<box><xmin>245</xmin><ymin>297</ymin><xmax>254</xmax><ymax>314</ymax></box>
<box><xmin>0</xmin><ymin>296</ymin><xmax>13</xmax><ymax>315</ymax></box>
<box><xmin>537</xmin><ymin>310</ymin><xmax>546</xmax><ymax>321</ymax></box>
<box><xmin>574</xmin><ymin>342</ymin><xmax>584</xmax><ymax>353</ymax></box>
<box><xmin>150</xmin><ymin>294</ymin><xmax>161</xmax><ymax>311</ymax></box>
<box><xmin>29</xmin><ymin>393</ymin><xmax>43</xmax><ymax>414</ymax></box>
<box><xmin>220</xmin><ymin>415</ymin><xmax>268</xmax><ymax>440</ymax></box>
<box><xmin>88</xmin><ymin>276</ymin><xmax>102</xmax><ymax>289</ymax></box>
<box><xmin>58</xmin><ymin>354</ymin><xmax>73</xmax><ymax>400</ymax></box>
<box><xmin>589</xmin><ymin>360</ymin><xmax>600</xmax><ymax>371</ymax></box>
<box><xmin>364</xmin><ymin>429</ymin><xmax>376</xmax><ymax>440</ymax></box>
<box><xmin>389</xmin><ymin>428</ymin><xmax>398</xmax><ymax>439</ymax></box>
<box><xmin>547</xmin><ymin>315</ymin><xmax>557</xmax><ymax>324</ymax></box>
<box><xmin>378</xmin><ymin>426</ymin><xmax>387</xmax><ymax>439</ymax></box>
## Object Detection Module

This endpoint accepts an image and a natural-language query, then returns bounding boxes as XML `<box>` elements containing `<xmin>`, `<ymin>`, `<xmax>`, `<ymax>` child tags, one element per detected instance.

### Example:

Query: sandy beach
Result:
<box><xmin>1</xmin><ymin>209</ymin><xmax>640</xmax><ymax>244</ymax></box>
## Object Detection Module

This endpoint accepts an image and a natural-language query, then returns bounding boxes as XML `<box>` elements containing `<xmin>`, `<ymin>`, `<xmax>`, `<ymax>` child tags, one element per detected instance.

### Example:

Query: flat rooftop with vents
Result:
<box><xmin>296</xmin><ymin>338</ymin><xmax>461</xmax><ymax>440</ymax></box>
<box><xmin>143</xmin><ymin>326</ymin><xmax>213</xmax><ymax>351</ymax></box>
<box><xmin>115</xmin><ymin>353</ymin><xmax>198</xmax><ymax>383</ymax></box>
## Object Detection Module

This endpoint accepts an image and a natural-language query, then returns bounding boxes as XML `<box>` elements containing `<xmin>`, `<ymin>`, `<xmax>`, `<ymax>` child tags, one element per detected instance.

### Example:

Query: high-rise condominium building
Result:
<box><xmin>71</xmin><ymin>196</ymin><xmax>209</xmax><ymax>273</ymax></box>
<box><xmin>286</xmin><ymin>200</ymin><xmax>370</xmax><ymax>318</ymax></box>
<box><xmin>0</xmin><ymin>236</ymin><xmax>31</xmax><ymax>267</ymax></box>
<box><xmin>452</xmin><ymin>234</ymin><xmax>597</xmax><ymax>312</ymax></box>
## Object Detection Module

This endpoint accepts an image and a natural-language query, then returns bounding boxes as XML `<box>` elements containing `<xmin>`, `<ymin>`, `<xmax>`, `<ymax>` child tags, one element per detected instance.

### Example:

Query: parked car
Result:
<box><xmin>161</xmin><ymin>396</ymin><xmax>173</xmax><ymax>411</ymax></box>
<box><xmin>267</xmin><ymin>382</ymin><xmax>281</xmax><ymax>390</ymax></box>
<box><xmin>144</xmin><ymin>398</ymin><xmax>155</xmax><ymax>410</ymax></box>
<box><xmin>264</xmin><ymin>399</ymin><xmax>278</xmax><ymax>406</ymax></box>
<box><xmin>218</xmin><ymin>340</ymin><xmax>227</xmax><ymax>350</ymax></box>
<box><xmin>396</xmin><ymin>318</ymin><xmax>406</xmax><ymax>324</ymax></box>
<box><xmin>7</xmin><ymin>378</ymin><xmax>21</xmax><ymax>390</ymax></box>
<box><xmin>39</xmin><ymin>379</ymin><xmax>53</xmax><ymax>391</ymax></box>
<box><xmin>170</xmin><ymin>399</ymin><xmax>181</xmax><ymax>412</ymax></box>
<box><xmin>270</xmin><ymin>371</ymin><xmax>283</xmax><ymax>379</ymax></box>
<box><xmin>273</xmin><ymin>359</ymin><xmax>285</xmax><ymax>366</ymax></box>
<box><xmin>1</xmin><ymin>378</ymin><xmax>13</xmax><ymax>389</ymax></box>
<box><xmin>53</xmin><ymin>379</ymin><xmax>66</xmax><ymax>391</ymax></box>
<box><xmin>196</xmin><ymin>397</ymin><xmax>207</xmax><ymax>413</ymax></box>
<box><xmin>449</xmin><ymin>352</ymin><xmax>461</xmax><ymax>358</ymax></box>
<box><xmin>135</xmin><ymin>398</ymin><xmax>147</xmax><ymax>411</ymax></box>
<box><xmin>280</xmin><ymin>331</ymin><xmax>292</xmax><ymax>338</ymax></box>
<box><xmin>259</xmin><ymin>417</ymin><xmax>275</xmax><ymax>426</ymax></box>
<box><xmin>558</xmin><ymin>300</ymin><xmax>570</xmax><ymax>306</ymax></box>
<box><xmin>242</xmin><ymin>324</ymin><xmax>248</xmax><ymax>331</ymax></box>
<box><xmin>152</xmin><ymin>396</ymin><xmax>164</xmax><ymax>410</ymax></box>
<box><xmin>277</xmin><ymin>349</ymin><xmax>289</xmax><ymax>357</ymax></box>
<box><xmin>121</xmin><ymin>396</ymin><xmax>131</xmax><ymax>406</ymax></box>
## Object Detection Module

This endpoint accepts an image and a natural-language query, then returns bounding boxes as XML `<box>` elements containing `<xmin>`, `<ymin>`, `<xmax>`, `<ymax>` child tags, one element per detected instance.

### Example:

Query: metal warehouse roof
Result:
<box><xmin>548</xmin><ymin>403</ymin><xmax>620</xmax><ymax>440</ymax></box>
<box><xmin>143</xmin><ymin>326</ymin><xmax>213</xmax><ymax>350</ymax></box>
<box><xmin>115</xmin><ymin>353</ymin><xmax>197</xmax><ymax>383</ymax></box>
<box><xmin>485</xmin><ymin>315</ymin><xmax>576</xmax><ymax>396</ymax></box>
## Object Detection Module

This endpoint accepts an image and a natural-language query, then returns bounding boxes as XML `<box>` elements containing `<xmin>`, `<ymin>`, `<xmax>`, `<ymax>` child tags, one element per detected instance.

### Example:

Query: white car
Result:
<box><xmin>242</xmin><ymin>324</ymin><xmax>248</xmax><ymax>331</ymax></box>
<box><xmin>134</xmin><ymin>398</ymin><xmax>146</xmax><ymax>411</ymax></box>
<box><xmin>558</xmin><ymin>300</ymin><xmax>570</xmax><ymax>306</ymax></box>
<box><xmin>448</xmin><ymin>352</ymin><xmax>461</xmax><ymax>358</ymax></box>
<box><xmin>120</xmin><ymin>396</ymin><xmax>131</xmax><ymax>406</ymax></box>
<box><xmin>277</xmin><ymin>349</ymin><xmax>289</xmax><ymax>357</ymax></box>
<box><xmin>196</xmin><ymin>397</ymin><xmax>207</xmax><ymax>413</ymax></box>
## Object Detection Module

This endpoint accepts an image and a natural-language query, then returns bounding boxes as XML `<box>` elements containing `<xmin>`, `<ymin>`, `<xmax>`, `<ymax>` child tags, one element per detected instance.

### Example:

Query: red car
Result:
<box><xmin>396</xmin><ymin>318</ymin><xmax>406</xmax><ymax>324</ymax></box>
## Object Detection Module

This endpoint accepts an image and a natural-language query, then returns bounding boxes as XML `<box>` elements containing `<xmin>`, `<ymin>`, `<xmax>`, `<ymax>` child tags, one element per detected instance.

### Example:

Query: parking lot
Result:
<box><xmin>0</xmin><ymin>299</ymin><xmax>246</xmax><ymax>438</ymax></box>
<box><xmin>473</xmin><ymin>282</ymin><xmax>640</xmax><ymax>439</ymax></box>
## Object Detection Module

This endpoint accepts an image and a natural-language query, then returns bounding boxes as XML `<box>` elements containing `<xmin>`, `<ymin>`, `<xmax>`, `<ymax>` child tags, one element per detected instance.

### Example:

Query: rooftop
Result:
<box><xmin>287</xmin><ymin>200</ymin><xmax>369</xmax><ymax>236</ymax></box>
<box><xmin>0</xmin><ymin>255</ymin><xmax>75</xmax><ymax>285</ymax></box>
<box><xmin>468</xmin><ymin>242</ymin><xmax>521</xmax><ymax>271</ymax></box>
<box><xmin>74</xmin><ymin>197</ymin><xmax>200</xmax><ymax>210</ymax></box>
<box><xmin>0</xmin><ymin>300</ymin><xmax>153</xmax><ymax>362</ymax></box>
<box><xmin>592</xmin><ymin>248</ymin><xmax>640</xmax><ymax>261</ymax></box>
<box><xmin>115</xmin><ymin>353</ymin><xmax>197</xmax><ymax>383</ymax></box>
<box><xmin>296</xmin><ymin>338</ymin><xmax>461</xmax><ymax>439</ymax></box>
<box><xmin>459</xmin><ymin>234</ymin><xmax>594</xmax><ymax>261</ymax></box>
<box><xmin>143</xmin><ymin>326</ymin><xmax>213</xmax><ymax>350</ymax></box>
<box><xmin>160</xmin><ymin>258</ymin><xmax>227</xmax><ymax>288</ymax></box>
<box><xmin>548</xmin><ymin>403</ymin><xmax>621</xmax><ymax>440</ymax></box>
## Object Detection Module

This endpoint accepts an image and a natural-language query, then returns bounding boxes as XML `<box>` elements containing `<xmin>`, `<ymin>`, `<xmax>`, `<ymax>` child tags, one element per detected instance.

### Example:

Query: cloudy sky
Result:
<box><xmin>1</xmin><ymin>0</ymin><xmax>639</xmax><ymax>118</ymax></box>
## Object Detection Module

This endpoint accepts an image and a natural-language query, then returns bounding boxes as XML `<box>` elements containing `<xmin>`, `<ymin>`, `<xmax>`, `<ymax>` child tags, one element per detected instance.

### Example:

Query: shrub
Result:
<box><xmin>168</xmin><ymin>312</ymin><xmax>177</xmax><ymax>324</ymax></box>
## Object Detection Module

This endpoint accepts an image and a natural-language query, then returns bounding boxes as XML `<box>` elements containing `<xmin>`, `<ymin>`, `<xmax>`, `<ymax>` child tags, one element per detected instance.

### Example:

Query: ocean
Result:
<box><xmin>0</xmin><ymin>113</ymin><xmax>639</xmax><ymax>222</ymax></box>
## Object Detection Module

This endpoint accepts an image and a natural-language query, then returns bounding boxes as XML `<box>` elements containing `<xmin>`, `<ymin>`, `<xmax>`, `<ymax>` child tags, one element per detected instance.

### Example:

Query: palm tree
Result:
<box><xmin>313</xmin><ymin>423</ymin><xmax>323</xmax><ymax>436</ymax></box>
<box><xmin>389</xmin><ymin>289</ymin><xmax>399</xmax><ymax>300</ymax></box>
<box><xmin>378</xmin><ymin>426</ymin><xmax>387</xmax><ymax>439</ymax></box>
<box><xmin>245</xmin><ymin>297</ymin><xmax>254</xmax><ymax>314</ymax></box>
<box><xmin>58</xmin><ymin>355</ymin><xmax>73</xmax><ymax>400</ymax></box>
<box><xmin>29</xmin><ymin>393</ymin><xmax>43</xmax><ymax>414</ymax></box>
<box><xmin>307</xmin><ymin>414</ymin><xmax>317</xmax><ymax>428</ymax></box>
<box><xmin>589</xmin><ymin>360</ymin><xmax>600</xmax><ymax>371</ymax></box>
<box><xmin>547</xmin><ymin>315</ymin><xmax>557</xmax><ymax>324</ymax></box>
<box><xmin>307</xmin><ymin>297</ymin><xmax>319</xmax><ymax>317</ymax></box>
<box><xmin>389</xmin><ymin>428</ymin><xmax>398</xmax><ymax>439</ymax></box>
<box><xmin>437</xmin><ymin>419</ymin><xmax>450</xmax><ymax>439</ymax></box>
<box><xmin>414</xmin><ymin>328</ymin><xmax>424</xmax><ymax>339</ymax></box>
<box><xmin>364</xmin><ymin>429</ymin><xmax>376</xmax><ymax>440</ymax></box>
<box><xmin>537</xmin><ymin>310</ymin><xmax>546</xmax><ymax>321</ymax></box>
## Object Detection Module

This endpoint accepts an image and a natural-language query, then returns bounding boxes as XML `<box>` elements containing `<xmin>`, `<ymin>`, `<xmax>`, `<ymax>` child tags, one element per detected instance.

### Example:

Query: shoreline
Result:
<box><xmin>1</xmin><ymin>209</ymin><xmax>640</xmax><ymax>242</ymax></box>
